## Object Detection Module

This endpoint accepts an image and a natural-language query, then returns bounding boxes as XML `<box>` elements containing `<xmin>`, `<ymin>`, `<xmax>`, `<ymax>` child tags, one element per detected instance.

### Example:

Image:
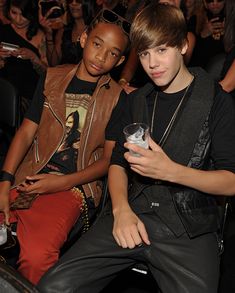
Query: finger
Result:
<box><xmin>137</xmin><ymin>221</ymin><xmax>150</xmax><ymax>245</ymax></box>
<box><xmin>129</xmin><ymin>227</ymin><xmax>143</xmax><ymax>247</ymax></box>
<box><xmin>149</xmin><ymin>137</ymin><xmax>162</xmax><ymax>151</ymax></box>
<box><xmin>114</xmin><ymin>229</ymin><xmax>129</xmax><ymax>248</ymax></box>
<box><xmin>26</xmin><ymin>174</ymin><xmax>42</xmax><ymax>181</ymax></box>
<box><xmin>118</xmin><ymin>234</ymin><xmax>128</xmax><ymax>248</ymax></box>
<box><xmin>124</xmin><ymin>143</ymin><xmax>148</xmax><ymax>157</ymax></box>
<box><xmin>113</xmin><ymin>235</ymin><xmax>121</xmax><ymax>246</ymax></box>
<box><xmin>130</xmin><ymin>166</ymin><xmax>146</xmax><ymax>176</ymax></box>
<box><xmin>17</xmin><ymin>184</ymin><xmax>37</xmax><ymax>194</ymax></box>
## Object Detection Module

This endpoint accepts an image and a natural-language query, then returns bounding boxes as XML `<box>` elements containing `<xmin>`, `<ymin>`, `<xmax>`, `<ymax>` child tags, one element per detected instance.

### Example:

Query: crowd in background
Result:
<box><xmin>1</xmin><ymin>0</ymin><xmax>234</xmax><ymax>113</ymax></box>
<box><xmin>0</xmin><ymin>0</ymin><xmax>235</xmax><ymax>292</ymax></box>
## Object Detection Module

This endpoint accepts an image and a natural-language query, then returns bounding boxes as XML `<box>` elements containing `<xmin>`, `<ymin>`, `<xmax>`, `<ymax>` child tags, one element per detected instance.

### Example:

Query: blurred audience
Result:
<box><xmin>0</xmin><ymin>0</ymin><xmax>10</xmax><ymax>25</ymax></box>
<box><xmin>189</xmin><ymin>0</ymin><xmax>225</xmax><ymax>69</ymax></box>
<box><xmin>0</xmin><ymin>0</ymin><xmax>48</xmax><ymax>116</ymax></box>
<box><xmin>39</xmin><ymin>0</ymin><xmax>95</xmax><ymax>66</ymax></box>
<box><xmin>219</xmin><ymin>0</ymin><xmax>235</xmax><ymax>96</ymax></box>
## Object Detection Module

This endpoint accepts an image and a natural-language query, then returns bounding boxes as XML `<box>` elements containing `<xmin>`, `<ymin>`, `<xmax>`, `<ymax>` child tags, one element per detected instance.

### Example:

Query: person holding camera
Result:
<box><xmin>39</xmin><ymin>0</ymin><xmax>96</xmax><ymax>67</ymax></box>
<box><xmin>189</xmin><ymin>0</ymin><xmax>225</xmax><ymax>69</ymax></box>
<box><xmin>0</xmin><ymin>0</ymin><xmax>48</xmax><ymax>116</ymax></box>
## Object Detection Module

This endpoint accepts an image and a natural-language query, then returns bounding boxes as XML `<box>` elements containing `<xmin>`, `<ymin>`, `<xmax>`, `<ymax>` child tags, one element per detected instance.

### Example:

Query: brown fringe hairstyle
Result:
<box><xmin>130</xmin><ymin>3</ymin><xmax>188</xmax><ymax>54</ymax></box>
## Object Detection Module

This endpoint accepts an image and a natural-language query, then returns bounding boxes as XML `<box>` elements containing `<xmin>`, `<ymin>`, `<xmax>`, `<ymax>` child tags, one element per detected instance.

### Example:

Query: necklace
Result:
<box><xmin>150</xmin><ymin>79</ymin><xmax>193</xmax><ymax>147</ymax></box>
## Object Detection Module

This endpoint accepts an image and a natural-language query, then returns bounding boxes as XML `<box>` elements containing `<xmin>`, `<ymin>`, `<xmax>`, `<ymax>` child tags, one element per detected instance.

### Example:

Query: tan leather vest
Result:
<box><xmin>14</xmin><ymin>64</ymin><xmax>122</xmax><ymax>206</ymax></box>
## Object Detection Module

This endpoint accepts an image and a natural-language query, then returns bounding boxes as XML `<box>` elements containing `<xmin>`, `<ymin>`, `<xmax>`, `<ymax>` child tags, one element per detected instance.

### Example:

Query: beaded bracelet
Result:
<box><xmin>0</xmin><ymin>171</ymin><xmax>15</xmax><ymax>185</ymax></box>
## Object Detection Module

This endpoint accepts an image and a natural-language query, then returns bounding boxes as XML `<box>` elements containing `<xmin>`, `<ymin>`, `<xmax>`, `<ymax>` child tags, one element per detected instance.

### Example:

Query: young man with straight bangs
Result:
<box><xmin>38</xmin><ymin>3</ymin><xmax>235</xmax><ymax>293</ymax></box>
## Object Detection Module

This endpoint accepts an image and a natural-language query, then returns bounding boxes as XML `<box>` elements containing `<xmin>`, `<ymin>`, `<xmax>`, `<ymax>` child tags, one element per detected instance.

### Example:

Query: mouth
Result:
<box><xmin>90</xmin><ymin>62</ymin><xmax>103</xmax><ymax>72</ymax></box>
<box><xmin>150</xmin><ymin>71</ymin><xmax>164</xmax><ymax>78</ymax></box>
<box><xmin>70</xmin><ymin>8</ymin><xmax>81</xmax><ymax>14</ymax></box>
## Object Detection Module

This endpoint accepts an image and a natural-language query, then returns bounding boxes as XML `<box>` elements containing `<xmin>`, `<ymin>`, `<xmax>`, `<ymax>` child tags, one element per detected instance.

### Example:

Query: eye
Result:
<box><xmin>93</xmin><ymin>41</ymin><xmax>101</xmax><ymax>48</ymax></box>
<box><xmin>138</xmin><ymin>51</ymin><xmax>148</xmax><ymax>58</ymax></box>
<box><xmin>110</xmin><ymin>51</ymin><xmax>119</xmax><ymax>58</ymax></box>
<box><xmin>157</xmin><ymin>47</ymin><xmax>167</xmax><ymax>54</ymax></box>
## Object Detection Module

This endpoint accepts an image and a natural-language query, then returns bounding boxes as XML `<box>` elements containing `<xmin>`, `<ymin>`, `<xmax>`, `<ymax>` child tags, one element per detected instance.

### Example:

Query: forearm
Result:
<box><xmin>219</xmin><ymin>60</ymin><xmax>235</xmax><ymax>93</ymax></box>
<box><xmin>2</xmin><ymin>119</ymin><xmax>38</xmax><ymax>176</ymax></box>
<box><xmin>45</xmin><ymin>40</ymin><xmax>61</xmax><ymax>66</ymax></box>
<box><xmin>108</xmin><ymin>165</ymin><xmax>130</xmax><ymax>215</ymax></box>
<box><xmin>167</xmin><ymin>163</ymin><xmax>235</xmax><ymax>196</ymax></box>
<box><xmin>61</xmin><ymin>156</ymin><xmax>111</xmax><ymax>190</ymax></box>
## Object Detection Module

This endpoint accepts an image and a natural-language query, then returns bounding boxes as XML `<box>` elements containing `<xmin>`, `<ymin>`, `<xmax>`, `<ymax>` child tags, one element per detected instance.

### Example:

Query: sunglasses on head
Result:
<box><xmin>93</xmin><ymin>9</ymin><xmax>131</xmax><ymax>36</ymax></box>
<box><xmin>205</xmin><ymin>0</ymin><xmax>224</xmax><ymax>3</ymax></box>
<box><xmin>67</xmin><ymin>0</ymin><xmax>82</xmax><ymax>4</ymax></box>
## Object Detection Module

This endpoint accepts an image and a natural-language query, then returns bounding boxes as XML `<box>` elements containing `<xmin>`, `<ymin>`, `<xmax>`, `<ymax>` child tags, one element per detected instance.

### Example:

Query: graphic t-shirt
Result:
<box><xmin>26</xmin><ymin>75</ymin><xmax>96</xmax><ymax>175</ymax></box>
<box><xmin>44</xmin><ymin>77</ymin><xmax>96</xmax><ymax>174</ymax></box>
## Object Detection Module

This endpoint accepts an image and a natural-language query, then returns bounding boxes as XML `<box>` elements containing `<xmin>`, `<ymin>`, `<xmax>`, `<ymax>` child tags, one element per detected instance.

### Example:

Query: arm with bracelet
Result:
<box><xmin>0</xmin><ymin>119</ymin><xmax>39</xmax><ymax>224</ymax></box>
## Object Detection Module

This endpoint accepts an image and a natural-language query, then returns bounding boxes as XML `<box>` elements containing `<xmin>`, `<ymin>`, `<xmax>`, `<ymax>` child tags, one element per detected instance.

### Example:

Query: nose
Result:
<box><xmin>149</xmin><ymin>54</ymin><xmax>159</xmax><ymax>69</ymax></box>
<box><xmin>95</xmin><ymin>49</ymin><xmax>107</xmax><ymax>63</ymax></box>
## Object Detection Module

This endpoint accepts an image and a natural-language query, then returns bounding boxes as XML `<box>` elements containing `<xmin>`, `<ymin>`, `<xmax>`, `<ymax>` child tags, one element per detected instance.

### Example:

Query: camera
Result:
<box><xmin>207</xmin><ymin>10</ymin><xmax>224</xmax><ymax>22</ymax></box>
<box><xmin>0</xmin><ymin>42</ymin><xmax>19</xmax><ymax>52</ymax></box>
<box><xmin>40</xmin><ymin>0</ymin><xmax>65</xmax><ymax>19</ymax></box>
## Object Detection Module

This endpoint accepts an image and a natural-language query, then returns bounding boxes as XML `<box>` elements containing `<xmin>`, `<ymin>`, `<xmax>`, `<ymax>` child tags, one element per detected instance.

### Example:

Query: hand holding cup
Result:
<box><xmin>123</xmin><ymin>123</ymin><xmax>149</xmax><ymax>157</ymax></box>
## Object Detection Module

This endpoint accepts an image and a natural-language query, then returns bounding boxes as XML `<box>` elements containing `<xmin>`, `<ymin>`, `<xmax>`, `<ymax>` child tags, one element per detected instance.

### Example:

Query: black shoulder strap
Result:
<box><xmin>164</xmin><ymin>67</ymin><xmax>215</xmax><ymax>166</ymax></box>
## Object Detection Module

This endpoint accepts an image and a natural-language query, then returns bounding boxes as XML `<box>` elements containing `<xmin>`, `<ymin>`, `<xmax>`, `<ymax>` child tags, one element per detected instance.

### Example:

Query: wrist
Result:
<box><xmin>0</xmin><ymin>171</ymin><xmax>15</xmax><ymax>185</ymax></box>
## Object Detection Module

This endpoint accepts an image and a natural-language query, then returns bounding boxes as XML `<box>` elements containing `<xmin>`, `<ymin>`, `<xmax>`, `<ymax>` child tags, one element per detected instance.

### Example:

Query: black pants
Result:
<box><xmin>219</xmin><ymin>198</ymin><xmax>235</xmax><ymax>293</ymax></box>
<box><xmin>38</xmin><ymin>212</ymin><xmax>220</xmax><ymax>293</ymax></box>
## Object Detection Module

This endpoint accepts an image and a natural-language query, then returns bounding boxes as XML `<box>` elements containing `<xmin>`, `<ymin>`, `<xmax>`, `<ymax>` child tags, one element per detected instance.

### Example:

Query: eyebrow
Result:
<box><xmin>93</xmin><ymin>35</ymin><xmax>122</xmax><ymax>53</ymax></box>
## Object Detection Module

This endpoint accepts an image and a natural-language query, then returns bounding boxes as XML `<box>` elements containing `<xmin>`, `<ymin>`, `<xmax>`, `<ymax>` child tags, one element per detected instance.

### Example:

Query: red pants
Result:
<box><xmin>7</xmin><ymin>189</ymin><xmax>83</xmax><ymax>285</ymax></box>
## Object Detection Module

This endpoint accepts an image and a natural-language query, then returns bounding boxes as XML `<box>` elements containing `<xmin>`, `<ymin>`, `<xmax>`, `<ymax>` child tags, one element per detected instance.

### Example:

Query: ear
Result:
<box><xmin>115</xmin><ymin>55</ymin><xmax>125</xmax><ymax>68</ymax></box>
<box><xmin>80</xmin><ymin>31</ymin><xmax>88</xmax><ymax>49</ymax></box>
<box><xmin>181</xmin><ymin>41</ymin><xmax>188</xmax><ymax>55</ymax></box>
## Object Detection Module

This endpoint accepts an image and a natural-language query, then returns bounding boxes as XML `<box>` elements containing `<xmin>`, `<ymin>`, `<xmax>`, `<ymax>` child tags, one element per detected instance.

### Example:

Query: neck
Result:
<box><xmin>74</xmin><ymin>18</ymin><xmax>86</xmax><ymax>32</ymax></box>
<box><xmin>11</xmin><ymin>23</ymin><xmax>28</xmax><ymax>33</ymax></box>
<box><xmin>162</xmin><ymin>66</ymin><xmax>193</xmax><ymax>94</ymax></box>
<box><xmin>76</xmin><ymin>63</ymin><xmax>100</xmax><ymax>83</ymax></box>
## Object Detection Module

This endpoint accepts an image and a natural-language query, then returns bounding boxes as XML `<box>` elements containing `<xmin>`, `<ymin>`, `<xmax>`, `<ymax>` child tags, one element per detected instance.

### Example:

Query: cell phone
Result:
<box><xmin>0</xmin><ymin>42</ymin><xmax>19</xmax><ymax>52</ymax></box>
<box><xmin>40</xmin><ymin>0</ymin><xmax>64</xmax><ymax>19</ymax></box>
<box><xmin>207</xmin><ymin>10</ymin><xmax>224</xmax><ymax>22</ymax></box>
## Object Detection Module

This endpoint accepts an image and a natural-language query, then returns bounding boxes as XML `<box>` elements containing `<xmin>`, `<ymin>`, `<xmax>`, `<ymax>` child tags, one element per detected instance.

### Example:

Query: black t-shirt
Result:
<box><xmin>25</xmin><ymin>74</ymin><xmax>127</xmax><ymax>174</ymax></box>
<box><xmin>220</xmin><ymin>47</ymin><xmax>235</xmax><ymax>98</ymax></box>
<box><xmin>111</xmin><ymin>80</ymin><xmax>235</xmax><ymax>173</ymax></box>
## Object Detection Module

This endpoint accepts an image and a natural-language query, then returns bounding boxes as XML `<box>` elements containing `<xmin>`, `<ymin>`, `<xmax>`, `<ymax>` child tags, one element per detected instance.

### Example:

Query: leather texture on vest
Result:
<box><xmin>14</xmin><ymin>64</ymin><xmax>122</xmax><ymax>206</ymax></box>
<box><xmin>128</xmin><ymin>67</ymin><xmax>221</xmax><ymax>237</ymax></box>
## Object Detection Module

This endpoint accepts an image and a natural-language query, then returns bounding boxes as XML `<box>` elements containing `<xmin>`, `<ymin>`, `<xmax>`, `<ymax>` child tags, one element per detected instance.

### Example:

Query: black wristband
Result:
<box><xmin>0</xmin><ymin>171</ymin><xmax>15</xmax><ymax>185</ymax></box>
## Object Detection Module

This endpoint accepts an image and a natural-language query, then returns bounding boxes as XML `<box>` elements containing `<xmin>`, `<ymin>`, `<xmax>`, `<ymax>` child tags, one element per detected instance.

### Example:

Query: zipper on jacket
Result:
<box><xmin>35</xmin><ymin>103</ymin><xmax>66</xmax><ymax>173</ymax></box>
<box><xmin>34</xmin><ymin>137</ymin><xmax>40</xmax><ymax>163</ymax></box>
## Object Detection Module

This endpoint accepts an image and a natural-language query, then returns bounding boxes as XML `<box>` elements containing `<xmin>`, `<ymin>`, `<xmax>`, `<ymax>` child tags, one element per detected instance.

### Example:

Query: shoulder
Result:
<box><xmin>128</xmin><ymin>82</ymin><xmax>155</xmax><ymax>100</ymax></box>
<box><xmin>210</xmin><ymin>85</ymin><xmax>235</xmax><ymax>125</ymax></box>
<box><xmin>47</xmin><ymin>64</ymin><xmax>77</xmax><ymax>77</ymax></box>
<box><xmin>214</xmin><ymin>86</ymin><xmax>235</xmax><ymax>109</ymax></box>
<box><xmin>44</xmin><ymin>64</ymin><xmax>78</xmax><ymax>88</ymax></box>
